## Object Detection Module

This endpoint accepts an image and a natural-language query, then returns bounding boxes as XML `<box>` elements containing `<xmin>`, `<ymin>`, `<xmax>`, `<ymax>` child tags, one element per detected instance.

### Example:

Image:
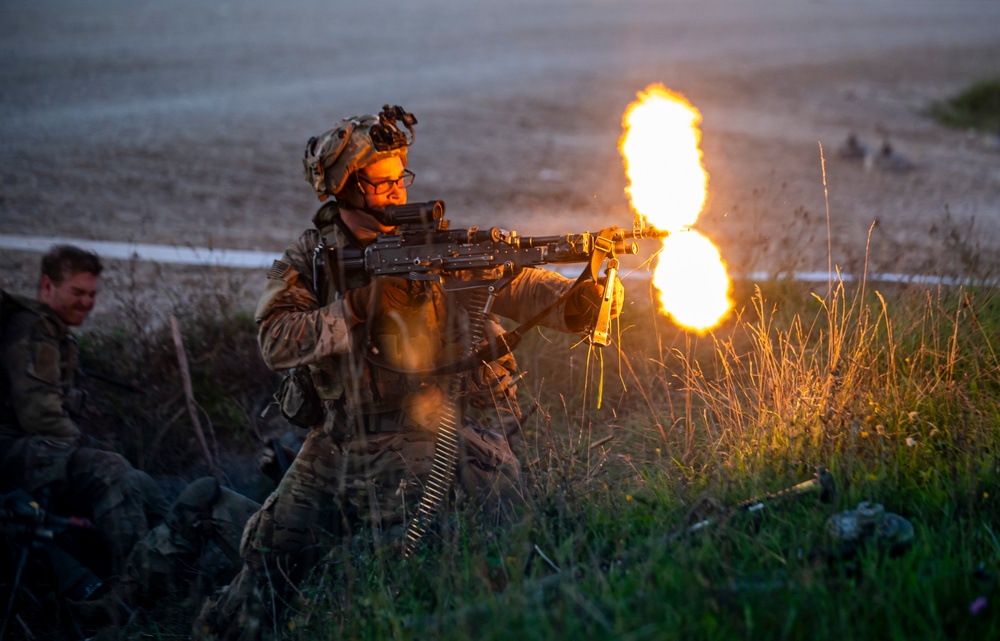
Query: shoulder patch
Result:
<box><xmin>28</xmin><ymin>341</ymin><xmax>61</xmax><ymax>385</ymax></box>
<box><xmin>267</xmin><ymin>260</ymin><xmax>292</xmax><ymax>280</ymax></box>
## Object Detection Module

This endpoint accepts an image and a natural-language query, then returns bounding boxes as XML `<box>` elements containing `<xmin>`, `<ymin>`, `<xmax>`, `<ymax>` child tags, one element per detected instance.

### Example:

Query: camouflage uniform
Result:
<box><xmin>0</xmin><ymin>294</ymin><xmax>164</xmax><ymax>575</ymax></box>
<box><xmin>56</xmin><ymin>477</ymin><xmax>262</xmax><ymax>631</ymax></box>
<box><xmin>195</xmin><ymin>202</ymin><xmax>580</xmax><ymax>639</ymax></box>
<box><xmin>125</xmin><ymin>477</ymin><xmax>261</xmax><ymax>606</ymax></box>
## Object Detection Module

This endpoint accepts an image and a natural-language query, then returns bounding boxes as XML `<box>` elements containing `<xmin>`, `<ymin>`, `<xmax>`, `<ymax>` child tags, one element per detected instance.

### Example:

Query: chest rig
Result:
<box><xmin>308</xmin><ymin>202</ymin><xmax>446</xmax><ymax>422</ymax></box>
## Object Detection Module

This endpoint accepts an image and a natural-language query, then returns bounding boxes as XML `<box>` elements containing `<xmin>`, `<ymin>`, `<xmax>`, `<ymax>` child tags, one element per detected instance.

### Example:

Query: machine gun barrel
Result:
<box><xmin>513</xmin><ymin>225</ymin><xmax>667</xmax><ymax>261</ymax></box>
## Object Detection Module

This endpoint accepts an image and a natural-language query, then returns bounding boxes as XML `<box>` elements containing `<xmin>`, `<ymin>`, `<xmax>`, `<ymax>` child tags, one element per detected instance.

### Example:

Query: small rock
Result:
<box><xmin>837</xmin><ymin>132</ymin><xmax>868</xmax><ymax>160</ymax></box>
<box><xmin>980</xmin><ymin>129</ymin><xmax>1000</xmax><ymax>151</ymax></box>
<box><xmin>864</xmin><ymin>139</ymin><xmax>912</xmax><ymax>173</ymax></box>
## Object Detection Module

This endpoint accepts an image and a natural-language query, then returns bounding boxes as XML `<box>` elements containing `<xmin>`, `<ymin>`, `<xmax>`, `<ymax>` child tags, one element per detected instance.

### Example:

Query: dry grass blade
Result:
<box><xmin>170</xmin><ymin>313</ymin><xmax>216</xmax><ymax>475</ymax></box>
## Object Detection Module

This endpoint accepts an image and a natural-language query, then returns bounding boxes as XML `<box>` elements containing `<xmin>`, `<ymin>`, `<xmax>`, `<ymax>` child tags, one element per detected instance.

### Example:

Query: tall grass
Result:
<box><xmin>320</xmin><ymin>277</ymin><xmax>998</xmax><ymax>640</ymax></box>
<box><xmin>74</xmin><ymin>261</ymin><xmax>1000</xmax><ymax>639</ymax></box>
<box><xmin>77</xmin><ymin>262</ymin><xmax>276</xmax><ymax>496</ymax></box>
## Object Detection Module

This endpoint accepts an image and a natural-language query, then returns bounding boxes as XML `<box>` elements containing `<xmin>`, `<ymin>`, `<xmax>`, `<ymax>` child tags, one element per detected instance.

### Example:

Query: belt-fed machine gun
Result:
<box><xmin>316</xmin><ymin>200</ymin><xmax>666</xmax><ymax>556</ymax></box>
<box><xmin>319</xmin><ymin>199</ymin><xmax>668</xmax><ymax>349</ymax></box>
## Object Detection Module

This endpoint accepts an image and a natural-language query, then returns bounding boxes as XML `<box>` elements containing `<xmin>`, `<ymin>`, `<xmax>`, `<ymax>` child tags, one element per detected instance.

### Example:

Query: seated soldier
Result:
<box><xmin>2</xmin><ymin>246</ymin><xmax>270</xmax><ymax>636</ymax></box>
<box><xmin>0</xmin><ymin>246</ymin><xmax>167</xmax><ymax>583</ymax></box>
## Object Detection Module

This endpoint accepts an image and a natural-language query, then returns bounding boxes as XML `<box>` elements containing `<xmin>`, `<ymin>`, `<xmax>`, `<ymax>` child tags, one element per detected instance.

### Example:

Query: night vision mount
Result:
<box><xmin>370</xmin><ymin>104</ymin><xmax>417</xmax><ymax>152</ymax></box>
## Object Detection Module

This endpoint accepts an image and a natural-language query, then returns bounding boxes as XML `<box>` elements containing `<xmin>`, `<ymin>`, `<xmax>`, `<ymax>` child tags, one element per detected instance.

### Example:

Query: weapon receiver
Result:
<box><xmin>323</xmin><ymin>200</ymin><xmax>667</xmax><ymax>348</ymax></box>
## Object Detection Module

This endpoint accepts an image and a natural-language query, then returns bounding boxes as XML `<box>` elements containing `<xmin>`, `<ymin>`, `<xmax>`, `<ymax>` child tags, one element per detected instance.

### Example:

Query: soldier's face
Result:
<box><xmin>39</xmin><ymin>270</ymin><xmax>99</xmax><ymax>326</ymax></box>
<box><xmin>357</xmin><ymin>156</ymin><xmax>408</xmax><ymax>211</ymax></box>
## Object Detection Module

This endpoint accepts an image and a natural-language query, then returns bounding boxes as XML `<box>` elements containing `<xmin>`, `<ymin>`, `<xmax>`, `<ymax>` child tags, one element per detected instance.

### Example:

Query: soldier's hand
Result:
<box><xmin>564</xmin><ymin>275</ymin><xmax>625</xmax><ymax>331</ymax></box>
<box><xmin>343</xmin><ymin>276</ymin><xmax>411</xmax><ymax>325</ymax></box>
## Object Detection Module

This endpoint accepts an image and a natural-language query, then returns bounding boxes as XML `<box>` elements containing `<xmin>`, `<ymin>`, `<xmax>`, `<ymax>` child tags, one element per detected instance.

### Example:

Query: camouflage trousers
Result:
<box><xmin>194</xmin><ymin>419</ymin><xmax>522</xmax><ymax>640</ymax></box>
<box><xmin>125</xmin><ymin>477</ymin><xmax>261</xmax><ymax>607</ymax></box>
<box><xmin>0</xmin><ymin>435</ymin><xmax>167</xmax><ymax>575</ymax></box>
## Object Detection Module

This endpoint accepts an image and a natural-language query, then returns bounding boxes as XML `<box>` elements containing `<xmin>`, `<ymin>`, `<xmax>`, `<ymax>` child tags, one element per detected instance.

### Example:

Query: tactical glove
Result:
<box><xmin>564</xmin><ymin>275</ymin><xmax>625</xmax><ymax>332</ymax></box>
<box><xmin>343</xmin><ymin>276</ymin><xmax>411</xmax><ymax>325</ymax></box>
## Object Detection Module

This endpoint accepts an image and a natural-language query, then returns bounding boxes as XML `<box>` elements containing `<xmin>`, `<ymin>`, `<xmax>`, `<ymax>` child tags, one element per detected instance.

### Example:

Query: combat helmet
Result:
<box><xmin>303</xmin><ymin>104</ymin><xmax>417</xmax><ymax>201</ymax></box>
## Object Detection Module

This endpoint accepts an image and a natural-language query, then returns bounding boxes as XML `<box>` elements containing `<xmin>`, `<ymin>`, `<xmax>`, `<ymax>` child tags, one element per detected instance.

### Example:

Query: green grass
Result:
<box><xmin>929</xmin><ymin>77</ymin><xmax>1000</xmax><ymax>133</ymax></box>
<box><xmin>77</xmin><ymin>274</ymin><xmax>1000</xmax><ymax>640</ymax></box>
<box><xmin>261</xmin><ymin>279</ymin><xmax>1000</xmax><ymax>640</ymax></box>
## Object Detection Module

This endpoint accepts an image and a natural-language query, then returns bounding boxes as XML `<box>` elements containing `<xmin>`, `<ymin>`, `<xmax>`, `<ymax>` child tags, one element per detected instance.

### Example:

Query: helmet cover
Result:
<box><xmin>302</xmin><ymin>105</ymin><xmax>416</xmax><ymax>200</ymax></box>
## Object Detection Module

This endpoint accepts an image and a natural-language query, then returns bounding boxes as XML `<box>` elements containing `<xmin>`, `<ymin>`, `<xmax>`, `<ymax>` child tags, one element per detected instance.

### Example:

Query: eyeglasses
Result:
<box><xmin>358</xmin><ymin>169</ymin><xmax>415</xmax><ymax>195</ymax></box>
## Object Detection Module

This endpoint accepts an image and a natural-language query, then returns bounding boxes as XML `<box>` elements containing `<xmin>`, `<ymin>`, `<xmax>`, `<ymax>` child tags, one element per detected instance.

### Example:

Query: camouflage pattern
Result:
<box><xmin>195</xmin><ymin>202</ymin><xmax>578</xmax><ymax>639</ymax></box>
<box><xmin>250</xmin><ymin>420</ymin><xmax>519</xmax><ymax>557</ymax></box>
<box><xmin>1</xmin><ymin>295</ymin><xmax>84</xmax><ymax>443</ymax></box>
<box><xmin>302</xmin><ymin>114</ymin><xmax>409</xmax><ymax>200</ymax></box>
<box><xmin>195</xmin><ymin>421</ymin><xmax>520</xmax><ymax>640</ymax></box>
<box><xmin>126</xmin><ymin>477</ymin><xmax>261</xmax><ymax>603</ymax></box>
<box><xmin>255</xmin><ymin>202</ymin><xmax>576</xmax><ymax>434</ymax></box>
<box><xmin>61</xmin><ymin>479</ymin><xmax>257</xmax><ymax>632</ymax></box>
<box><xmin>0</xmin><ymin>298</ymin><xmax>156</xmax><ymax>575</ymax></box>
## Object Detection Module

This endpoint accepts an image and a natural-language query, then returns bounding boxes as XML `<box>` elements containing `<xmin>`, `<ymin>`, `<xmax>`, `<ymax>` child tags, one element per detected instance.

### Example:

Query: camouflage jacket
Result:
<box><xmin>256</xmin><ymin>202</ymin><xmax>578</xmax><ymax>435</ymax></box>
<box><xmin>0</xmin><ymin>294</ymin><xmax>84</xmax><ymax>441</ymax></box>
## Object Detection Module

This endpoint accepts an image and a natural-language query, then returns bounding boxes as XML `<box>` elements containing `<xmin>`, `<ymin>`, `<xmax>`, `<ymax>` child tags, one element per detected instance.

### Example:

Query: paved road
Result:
<box><xmin>2</xmin><ymin>0</ymin><xmax>999</xmax><ymax>283</ymax></box>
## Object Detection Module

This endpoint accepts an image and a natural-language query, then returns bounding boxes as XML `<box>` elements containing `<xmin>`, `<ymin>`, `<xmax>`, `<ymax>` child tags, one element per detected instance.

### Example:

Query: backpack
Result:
<box><xmin>0</xmin><ymin>289</ymin><xmax>35</xmax><ymax>337</ymax></box>
<box><xmin>0</xmin><ymin>289</ymin><xmax>30</xmax><ymax>421</ymax></box>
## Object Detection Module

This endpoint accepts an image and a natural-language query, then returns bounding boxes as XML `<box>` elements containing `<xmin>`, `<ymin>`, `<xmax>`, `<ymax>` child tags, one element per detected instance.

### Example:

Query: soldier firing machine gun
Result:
<box><xmin>315</xmin><ymin>199</ymin><xmax>666</xmax><ymax>556</ymax></box>
<box><xmin>319</xmin><ymin>199</ymin><xmax>668</xmax><ymax>350</ymax></box>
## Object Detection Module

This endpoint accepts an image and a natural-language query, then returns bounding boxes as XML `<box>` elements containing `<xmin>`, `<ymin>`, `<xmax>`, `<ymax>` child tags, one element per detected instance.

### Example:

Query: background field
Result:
<box><xmin>2</xmin><ymin>1</ymin><xmax>999</xmax><ymax>639</ymax></box>
<box><xmin>2</xmin><ymin>0</ymin><xmax>1000</xmax><ymax>300</ymax></box>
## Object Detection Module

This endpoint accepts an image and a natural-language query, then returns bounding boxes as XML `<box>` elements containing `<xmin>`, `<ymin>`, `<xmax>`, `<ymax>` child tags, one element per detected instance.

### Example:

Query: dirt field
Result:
<box><xmin>2</xmin><ymin>0</ymin><xmax>999</xmax><ymax>313</ymax></box>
